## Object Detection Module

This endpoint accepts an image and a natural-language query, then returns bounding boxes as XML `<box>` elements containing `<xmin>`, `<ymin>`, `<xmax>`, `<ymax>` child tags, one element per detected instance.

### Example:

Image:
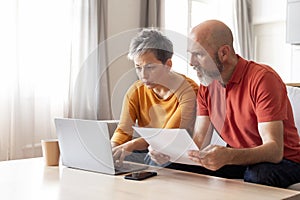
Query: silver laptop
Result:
<box><xmin>54</xmin><ymin>118</ymin><xmax>148</xmax><ymax>175</ymax></box>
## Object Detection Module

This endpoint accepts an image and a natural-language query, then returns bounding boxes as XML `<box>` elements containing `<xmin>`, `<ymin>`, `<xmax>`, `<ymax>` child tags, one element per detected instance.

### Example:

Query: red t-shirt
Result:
<box><xmin>197</xmin><ymin>55</ymin><xmax>300</xmax><ymax>163</ymax></box>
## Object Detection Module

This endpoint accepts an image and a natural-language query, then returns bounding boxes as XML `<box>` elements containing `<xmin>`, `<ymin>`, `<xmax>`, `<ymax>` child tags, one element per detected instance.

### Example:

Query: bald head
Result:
<box><xmin>189</xmin><ymin>20</ymin><xmax>238</xmax><ymax>85</ymax></box>
<box><xmin>191</xmin><ymin>20</ymin><xmax>234</xmax><ymax>52</ymax></box>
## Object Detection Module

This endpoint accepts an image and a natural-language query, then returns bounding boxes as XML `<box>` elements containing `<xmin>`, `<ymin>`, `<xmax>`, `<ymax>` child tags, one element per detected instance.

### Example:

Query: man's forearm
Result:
<box><xmin>227</xmin><ymin>142</ymin><xmax>283</xmax><ymax>165</ymax></box>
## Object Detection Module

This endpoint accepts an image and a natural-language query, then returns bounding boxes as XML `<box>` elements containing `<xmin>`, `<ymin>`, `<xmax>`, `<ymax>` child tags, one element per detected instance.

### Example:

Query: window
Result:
<box><xmin>0</xmin><ymin>0</ymin><xmax>72</xmax><ymax>160</ymax></box>
<box><xmin>164</xmin><ymin>0</ymin><xmax>235</xmax><ymax>83</ymax></box>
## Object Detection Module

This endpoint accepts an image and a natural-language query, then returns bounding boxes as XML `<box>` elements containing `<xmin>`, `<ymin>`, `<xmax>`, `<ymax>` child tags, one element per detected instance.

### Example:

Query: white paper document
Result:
<box><xmin>133</xmin><ymin>127</ymin><xmax>201</xmax><ymax>166</ymax></box>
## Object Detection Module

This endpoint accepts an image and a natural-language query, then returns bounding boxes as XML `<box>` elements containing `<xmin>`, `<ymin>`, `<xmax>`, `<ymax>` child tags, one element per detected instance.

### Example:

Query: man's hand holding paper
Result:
<box><xmin>188</xmin><ymin>145</ymin><xmax>230</xmax><ymax>171</ymax></box>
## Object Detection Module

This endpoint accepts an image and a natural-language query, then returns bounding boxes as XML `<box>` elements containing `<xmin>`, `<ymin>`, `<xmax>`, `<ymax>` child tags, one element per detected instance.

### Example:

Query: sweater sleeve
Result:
<box><xmin>111</xmin><ymin>82</ymin><xmax>140</xmax><ymax>145</ymax></box>
<box><xmin>165</xmin><ymin>76</ymin><xmax>198</xmax><ymax>134</ymax></box>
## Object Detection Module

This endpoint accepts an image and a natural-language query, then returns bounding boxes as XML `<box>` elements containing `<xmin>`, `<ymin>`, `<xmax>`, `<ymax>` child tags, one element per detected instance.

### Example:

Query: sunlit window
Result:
<box><xmin>164</xmin><ymin>0</ymin><xmax>234</xmax><ymax>84</ymax></box>
<box><xmin>0</xmin><ymin>0</ymin><xmax>72</xmax><ymax>160</ymax></box>
<box><xmin>0</xmin><ymin>0</ymin><xmax>71</xmax><ymax>100</ymax></box>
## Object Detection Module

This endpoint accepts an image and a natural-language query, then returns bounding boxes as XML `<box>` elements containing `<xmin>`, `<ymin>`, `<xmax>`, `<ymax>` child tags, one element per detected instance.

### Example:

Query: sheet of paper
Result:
<box><xmin>133</xmin><ymin>127</ymin><xmax>201</xmax><ymax>166</ymax></box>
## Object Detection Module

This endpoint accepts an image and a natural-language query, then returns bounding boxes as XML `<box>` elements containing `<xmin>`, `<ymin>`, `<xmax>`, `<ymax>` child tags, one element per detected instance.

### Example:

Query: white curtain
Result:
<box><xmin>233</xmin><ymin>0</ymin><xmax>253</xmax><ymax>60</ymax></box>
<box><xmin>0</xmin><ymin>0</ymin><xmax>112</xmax><ymax>161</ymax></box>
<box><xmin>67</xmin><ymin>0</ymin><xmax>111</xmax><ymax>120</ymax></box>
<box><xmin>140</xmin><ymin>0</ymin><xmax>165</xmax><ymax>27</ymax></box>
<box><xmin>0</xmin><ymin>0</ymin><xmax>71</xmax><ymax>160</ymax></box>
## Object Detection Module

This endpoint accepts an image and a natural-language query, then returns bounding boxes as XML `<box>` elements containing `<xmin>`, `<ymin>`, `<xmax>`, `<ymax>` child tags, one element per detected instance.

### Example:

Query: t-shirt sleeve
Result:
<box><xmin>197</xmin><ymin>86</ymin><xmax>209</xmax><ymax>116</ymax></box>
<box><xmin>165</xmin><ymin>77</ymin><xmax>198</xmax><ymax>134</ymax></box>
<box><xmin>253</xmin><ymin>71</ymin><xmax>288</xmax><ymax>122</ymax></box>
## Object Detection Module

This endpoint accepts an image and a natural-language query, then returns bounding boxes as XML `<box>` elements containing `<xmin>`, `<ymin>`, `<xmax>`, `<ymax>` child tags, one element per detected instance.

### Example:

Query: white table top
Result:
<box><xmin>1</xmin><ymin>157</ymin><xmax>299</xmax><ymax>200</ymax></box>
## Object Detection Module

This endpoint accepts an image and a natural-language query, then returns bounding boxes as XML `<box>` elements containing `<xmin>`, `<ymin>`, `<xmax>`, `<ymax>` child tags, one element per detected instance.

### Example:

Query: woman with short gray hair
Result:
<box><xmin>111</xmin><ymin>29</ymin><xmax>198</xmax><ymax>166</ymax></box>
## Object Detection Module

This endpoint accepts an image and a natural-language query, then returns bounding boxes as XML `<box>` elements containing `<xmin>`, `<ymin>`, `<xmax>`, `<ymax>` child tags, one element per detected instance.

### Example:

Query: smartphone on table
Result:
<box><xmin>124</xmin><ymin>171</ymin><xmax>157</xmax><ymax>181</ymax></box>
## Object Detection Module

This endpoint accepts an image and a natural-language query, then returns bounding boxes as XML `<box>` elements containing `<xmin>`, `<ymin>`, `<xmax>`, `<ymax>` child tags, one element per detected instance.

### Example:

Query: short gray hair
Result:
<box><xmin>128</xmin><ymin>29</ymin><xmax>173</xmax><ymax>64</ymax></box>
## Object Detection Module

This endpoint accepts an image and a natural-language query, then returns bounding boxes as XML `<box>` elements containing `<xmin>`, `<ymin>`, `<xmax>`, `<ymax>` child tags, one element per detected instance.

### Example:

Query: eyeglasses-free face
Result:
<box><xmin>134</xmin><ymin>52</ymin><xmax>170</xmax><ymax>89</ymax></box>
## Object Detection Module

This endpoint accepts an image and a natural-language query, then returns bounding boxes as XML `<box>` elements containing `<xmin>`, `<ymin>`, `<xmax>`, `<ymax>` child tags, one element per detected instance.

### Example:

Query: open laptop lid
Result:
<box><xmin>55</xmin><ymin>118</ymin><xmax>117</xmax><ymax>175</ymax></box>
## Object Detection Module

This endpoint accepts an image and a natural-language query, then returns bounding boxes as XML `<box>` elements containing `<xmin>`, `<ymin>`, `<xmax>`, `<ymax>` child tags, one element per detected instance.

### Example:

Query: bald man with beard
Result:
<box><xmin>149</xmin><ymin>20</ymin><xmax>300</xmax><ymax>188</ymax></box>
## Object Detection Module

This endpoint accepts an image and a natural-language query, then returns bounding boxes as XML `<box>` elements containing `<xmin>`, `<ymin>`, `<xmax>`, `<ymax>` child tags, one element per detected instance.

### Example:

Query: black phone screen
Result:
<box><xmin>124</xmin><ymin>171</ymin><xmax>157</xmax><ymax>181</ymax></box>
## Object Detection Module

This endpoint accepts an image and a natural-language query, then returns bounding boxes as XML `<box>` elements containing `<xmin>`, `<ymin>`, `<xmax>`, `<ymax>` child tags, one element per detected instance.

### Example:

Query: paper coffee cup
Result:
<box><xmin>41</xmin><ymin>139</ymin><xmax>60</xmax><ymax>166</ymax></box>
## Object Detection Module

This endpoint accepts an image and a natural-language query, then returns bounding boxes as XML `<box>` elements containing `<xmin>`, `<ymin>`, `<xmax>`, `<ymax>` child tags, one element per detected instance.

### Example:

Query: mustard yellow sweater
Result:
<box><xmin>111</xmin><ymin>74</ymin><xmax>198</xmax><ymax>145</ymax></box>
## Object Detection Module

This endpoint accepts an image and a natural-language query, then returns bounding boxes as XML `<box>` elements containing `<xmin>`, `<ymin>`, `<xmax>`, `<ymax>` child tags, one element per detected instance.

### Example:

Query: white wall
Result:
<box><xmin>252</xmin><ymin>0</ymin><xmax>300</xmax><ymax>83</ymax></box>
<box><xmin>107</xmin><ymin>0</ymin><xmax>141</xmax><ymax>119</ymax></box>
<box><xmin>252</xmin><ymin>0</ymin><xmax>286</xmax><ymax>24</ymax></box>
<box><xmin>253</xmin><ymin>22</ymin><xmax>291</xmax><ymax>81</ymax></box>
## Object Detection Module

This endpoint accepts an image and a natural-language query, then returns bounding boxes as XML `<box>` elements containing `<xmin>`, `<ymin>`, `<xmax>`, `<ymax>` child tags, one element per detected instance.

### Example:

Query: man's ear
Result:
<box><xmin>218</xmin><ymin>45</ymin><xmax>230</xmax><ymax>62</ymax></box>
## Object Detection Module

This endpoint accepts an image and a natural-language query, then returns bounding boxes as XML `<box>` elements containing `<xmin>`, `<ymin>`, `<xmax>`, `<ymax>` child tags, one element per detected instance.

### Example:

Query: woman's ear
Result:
<box><xmin>165</xmin><ymin>58</ymin><xmax>172</xmax><ymax>69</ymax></box>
